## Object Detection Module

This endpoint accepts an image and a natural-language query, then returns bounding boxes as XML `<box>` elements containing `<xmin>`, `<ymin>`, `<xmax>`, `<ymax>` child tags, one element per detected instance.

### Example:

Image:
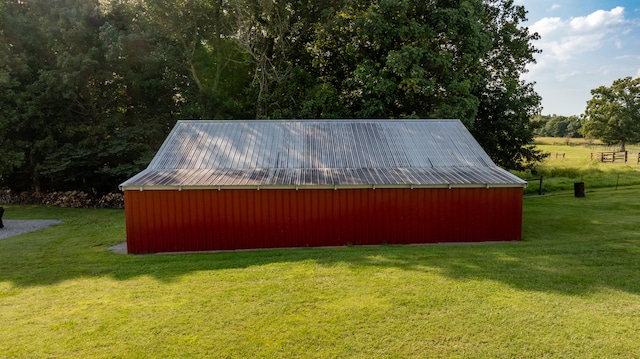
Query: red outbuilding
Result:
<box><xmin>120</xmin><ymin>119</ymin><xmax>526</xmax><ymax>254</ymax></box>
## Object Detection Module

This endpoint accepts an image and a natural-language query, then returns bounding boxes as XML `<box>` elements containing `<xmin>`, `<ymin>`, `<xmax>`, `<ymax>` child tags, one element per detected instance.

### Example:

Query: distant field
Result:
<box><xmin>535</xmin><ymin>137</ymin><xmax>640</xmax><ymax>155</ymax></box>
<box><xmin>1</xmin><ymin>188</ymin><xmax>640</xmax><ymax>358</ymax></box>
<box><xmin>515</xmin><ymin>138</ymin><xmax>640</xmax><ymax>195</ymax></box>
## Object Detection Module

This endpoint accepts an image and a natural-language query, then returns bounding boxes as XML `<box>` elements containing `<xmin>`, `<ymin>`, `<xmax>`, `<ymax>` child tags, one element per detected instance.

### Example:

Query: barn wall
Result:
<box><xmin>124</xmin><ymin>187</ymin><xmax>523</xmax><ymax>254</ymax></box>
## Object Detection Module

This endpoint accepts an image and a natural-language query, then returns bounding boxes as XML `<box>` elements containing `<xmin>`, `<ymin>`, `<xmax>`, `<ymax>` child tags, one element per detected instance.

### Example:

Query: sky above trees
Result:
<box><xmin>518</xmin><ymin>0</ymin><xmax>640</xmax><ymax>116</ymax></box>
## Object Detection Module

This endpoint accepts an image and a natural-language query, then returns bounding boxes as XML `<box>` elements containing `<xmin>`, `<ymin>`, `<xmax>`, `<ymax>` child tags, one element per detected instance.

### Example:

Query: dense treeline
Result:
<box><xmin>534</xmin><ymin>115</ymin><xmax>583</xmax><ymax>138</ymax></box>
<box><xmin>0</xmin><ymin>0</ymin><xmax>543</xmax><ymax>195</ymax></box>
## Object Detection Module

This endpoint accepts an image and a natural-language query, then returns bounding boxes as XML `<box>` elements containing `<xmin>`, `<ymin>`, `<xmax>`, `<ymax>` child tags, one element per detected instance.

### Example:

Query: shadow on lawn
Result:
<box><xmin>1</xmin><ymin>232</ymin><xmax>639</xmax><ymax>297</ymax></box>
<box><xmin>1</xmin><ymin>192</ymin><xmax>639</xmax><ymax>296</ymax></box>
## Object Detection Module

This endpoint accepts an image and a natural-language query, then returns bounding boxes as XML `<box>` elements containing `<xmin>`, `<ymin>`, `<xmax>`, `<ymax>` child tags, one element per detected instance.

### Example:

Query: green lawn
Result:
<box><xmin>1</xmin><ymin>188</ymin><xmax>640</xmax><ymax>358</ymax></box>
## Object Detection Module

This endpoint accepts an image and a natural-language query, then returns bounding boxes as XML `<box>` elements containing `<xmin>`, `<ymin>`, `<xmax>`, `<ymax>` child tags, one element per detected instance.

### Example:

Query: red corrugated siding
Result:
<box><xmin>124</xmin><ymin>187</ymin><xmax>523</xmax><ymax>254</ymax></box>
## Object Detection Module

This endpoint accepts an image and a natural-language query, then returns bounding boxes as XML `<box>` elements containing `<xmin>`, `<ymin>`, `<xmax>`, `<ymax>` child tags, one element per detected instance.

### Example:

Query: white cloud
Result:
<box><xmin>528</xmin><ymin>7</ymin><xmax>628</xmax><ymax>67</ymax></box>
<box><xmin>530</xmin><ymin>17</ymin><xmax>564</xmax><ymax>37</ymax></box>
<box><xmin>616</xmin><ymin>55</ymin><xmax>640</xmax><ymax>60</ymax></box>
<box><xmin>549</xmin><ymin>4</ymin><xmax>561</xmax><ymax>12</ymax></box>
<box><xmin>569</xmin><ymin>6</ymin><xmax>625</xmax><ymax>32</ymax></box>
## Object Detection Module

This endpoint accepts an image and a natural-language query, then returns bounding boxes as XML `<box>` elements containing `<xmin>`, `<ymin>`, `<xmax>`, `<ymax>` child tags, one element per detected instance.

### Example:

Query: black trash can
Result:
<box><xmin>574</xmin><ymin>182</ymin><xmax>585</xmax><ymax>197</ymax></box>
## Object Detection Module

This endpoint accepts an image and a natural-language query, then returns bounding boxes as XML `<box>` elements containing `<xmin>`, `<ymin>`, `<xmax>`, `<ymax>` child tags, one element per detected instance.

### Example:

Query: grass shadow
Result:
<box><xmin>1</xmin><ymin>189</ymin><xmax>640</xmax><ymax>297</ymax></box>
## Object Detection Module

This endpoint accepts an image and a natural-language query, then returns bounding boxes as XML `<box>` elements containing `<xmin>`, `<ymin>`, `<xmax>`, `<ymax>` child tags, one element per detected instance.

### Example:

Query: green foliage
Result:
<box><xmin>534</xmin><ymin>114</ymin><xmax>583</xmax><ymax>138</ymax></box>
<box><xmin>0</xmin><ymin>0</ymin><xmax>543</xmax><ymax>193</ymax></box>
<box><xmin>470</xmin><ymin>0</ymin><xmax>544</xmax><ymax>170</ymax></box>
<box><xmin>473</xmin><ymin>77</ymin><xmax>544</xmax><ymax>170</ymax></box>
<box><xmin>279</xmin><ymin>0</ymin><xmax>491</xmax><ymax>119</ymax></box>
<box><xmin>0</xmin><ymin>0</ymin><xmax>177</xmax><ymax>193</ymax></box>
<box><xmin>581</xmin><ymin>76</ymin><xmax>640</xmax><ymax>151</ymax></box>
<box><xmin>267</xmin><ymin>0</ymin><xmax>544</xmax><ymax>169</ymax></box>
<box><xmin>0</xmin><ymin>0</ymin><xmax>253</xmax><ymax>194</ymax></box>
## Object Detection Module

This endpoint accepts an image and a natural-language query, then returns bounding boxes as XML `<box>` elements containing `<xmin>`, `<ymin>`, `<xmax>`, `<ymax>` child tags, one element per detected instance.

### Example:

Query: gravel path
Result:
<box><xmin>108</xmin><ymin>242</ymin><xmax>128</xmax><ymax>254</ymax></box>
<box><xmin>0</xmin><ymin>220</ymin><xmax>63</xmax><ymax>239</ymax></box>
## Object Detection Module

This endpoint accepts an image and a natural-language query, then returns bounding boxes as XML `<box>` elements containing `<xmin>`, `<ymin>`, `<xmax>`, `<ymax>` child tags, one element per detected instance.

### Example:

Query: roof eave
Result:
<box><xmin>120</xmin><ymin>183</ymin><xmax>527</xmax><ymax>191</ymax></box>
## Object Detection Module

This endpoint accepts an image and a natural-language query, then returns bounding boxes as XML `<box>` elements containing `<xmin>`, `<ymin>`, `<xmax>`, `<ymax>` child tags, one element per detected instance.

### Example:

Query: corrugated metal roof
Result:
<box><xmin>120</xmin><ymin>119</ymin><xmax>527</xmax><ymax>190</ymax></box>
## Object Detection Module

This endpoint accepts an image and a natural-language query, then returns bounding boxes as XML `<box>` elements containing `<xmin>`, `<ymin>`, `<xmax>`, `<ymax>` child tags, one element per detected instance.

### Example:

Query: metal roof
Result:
<box><xmin>120</xmin><ymin>119</ymin><xmax>527</xmax><ymax>190</ymax></box>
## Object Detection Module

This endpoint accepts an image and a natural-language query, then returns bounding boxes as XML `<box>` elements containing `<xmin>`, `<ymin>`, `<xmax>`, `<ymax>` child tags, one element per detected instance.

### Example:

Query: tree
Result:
<box><xmin>581</xmin><ymin>76</ymin><xmax>640</xmax><ymax>151</ymax></box>
<box><xmin>470</xmin><ymin>0</ymin><xmax>545</xmax><ymax>170</ymax></box>
<box><xmin>0</xmin><ymin>0</ymin><xmax>101</xmax><ymax>192</ymax></box>
<box><xmin>283</xmin><ymin>0</ymin><xmax>492</xmax><ymax>120</ymax></box>
<box><xmin>142</xmin><ymin>0</ymin><xmax>254</xmax><ymax>119</ymax></box>
<box><xmin>0</xmin><ymin>0</ymin><xmax>546</xmax><ymax>194</ymax></box>
<box><xmin>0</xmin><ymin>0</ymin><xmax>182</xmax><ymax>193</ymax></box>
<box><xmin>534</xmin><ymin>115</ymin><xmax>583</xmax><ymax>138</ymax></box>
<box><xmin>288</xmin><ymin>0</ymin><xmax>545</xmax><ymax>170</ymax></box>
<box><xmin>0</xmin><ymin>1</ymin><xmax>27</xmax><ymax>178</ymax></box>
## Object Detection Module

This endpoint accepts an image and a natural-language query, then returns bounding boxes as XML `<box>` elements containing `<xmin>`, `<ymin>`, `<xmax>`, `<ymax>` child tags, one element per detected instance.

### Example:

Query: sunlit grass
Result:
<box><xmin>514</xmin><ymin>138</ymin><xmax>640</xmax><ymax>195</ymax></box>
<box><xmin>1</xmin><ymin>190</ymin><xmax>640</xmax><ymax>358</ymax></box>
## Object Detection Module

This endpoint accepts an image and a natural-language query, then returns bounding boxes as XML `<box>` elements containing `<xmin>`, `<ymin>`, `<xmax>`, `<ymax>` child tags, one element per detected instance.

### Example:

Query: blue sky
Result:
<box><xmin>516</xmin><ymin>0</ymin><xmax>640</xmax><ymax>116</ymax></box>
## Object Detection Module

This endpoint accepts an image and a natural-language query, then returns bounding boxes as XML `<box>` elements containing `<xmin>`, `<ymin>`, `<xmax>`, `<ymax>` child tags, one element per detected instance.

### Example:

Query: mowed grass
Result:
<box><xmin>1</xmin><ymin>189</ymin><xmax>640</xmax><ymax>358</ymax></box>
<box><xmin>516</xmin><ymin>137</ymin><xmax>640</xmax><ymax>195</ymax></box>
